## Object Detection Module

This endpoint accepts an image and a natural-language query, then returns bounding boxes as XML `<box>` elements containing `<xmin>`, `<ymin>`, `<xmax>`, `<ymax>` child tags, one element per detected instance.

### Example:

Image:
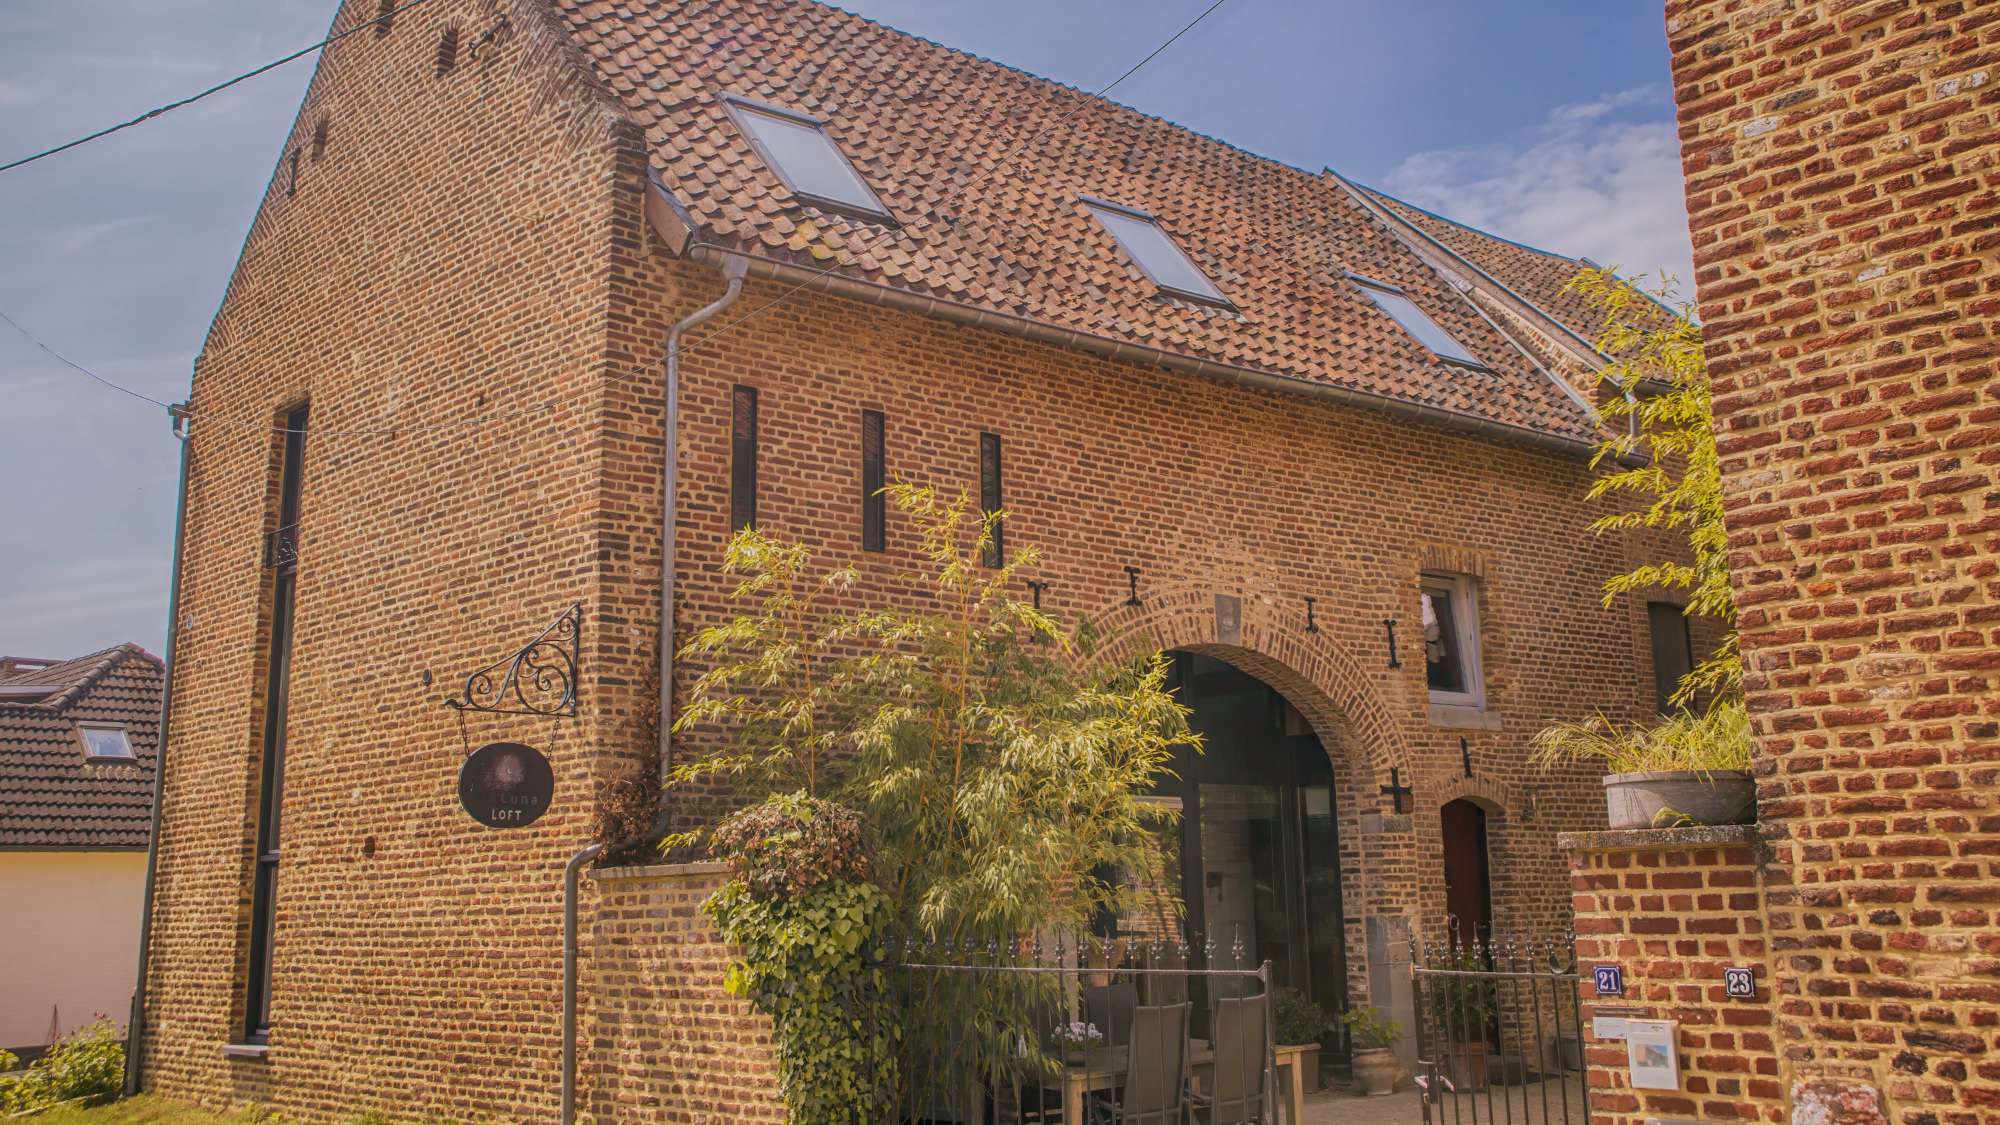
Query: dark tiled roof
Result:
<box><xmin>0</xmin><ymin>644</ymin><xmax>160</xmax><ymax>849</ymax></box>
<box><xmin>551</xmin><ymin>0</ymin><xmax>1603</xmax><ymax>445</ymax></box>
<box><xmin>1358</xmin><ymin>187</ymin><xmax>1673</xmax><ymax>350</ymax></box>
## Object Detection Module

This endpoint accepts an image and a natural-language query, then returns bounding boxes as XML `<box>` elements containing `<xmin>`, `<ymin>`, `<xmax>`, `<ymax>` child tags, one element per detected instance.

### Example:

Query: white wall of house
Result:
<box><xmin>0</xmin><ymin>850</ymin><xmax>146</xmax><ymax>1052</ymax></box>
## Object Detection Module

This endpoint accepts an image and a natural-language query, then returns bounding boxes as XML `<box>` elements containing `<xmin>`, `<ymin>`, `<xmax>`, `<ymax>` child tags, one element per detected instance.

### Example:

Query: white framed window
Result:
<box><xmin>76</xmin><ymin>722</ymin><xmax>134</xmax><ymax>761</ymax></box>
<box><xmin>723</xmin><ymin>95</ymin><xmax>891</xmax><ymax>221</ymax></box>
<box><xmin>1080</xmin><ymin>196</ymin><xmax>1231</xmax><ymax>305</ymax></box>
<box><xmin>1349</xmin><ymin>273</ymin><xmax>1482</xmax><ymax>367</ymax></box>
<box><xmin>1420</xmin><ymin>573</ymin><xmax>1483</xmax><ymax>710</ymax></box>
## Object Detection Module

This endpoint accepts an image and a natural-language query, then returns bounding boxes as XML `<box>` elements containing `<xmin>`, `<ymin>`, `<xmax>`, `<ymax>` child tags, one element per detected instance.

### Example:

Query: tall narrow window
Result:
<box><xmin>1420</xmin><ymin>573</ymin><xmax>1482</xmax><ymax>710</ymax></box>
<box><xmin>730</xmin><ymin>385</ymin><xmax>758</xmax><ymax>533</ymax></box>
<box><xmin>979</xmin><ymin>432</ymin><xmax>1003</xmax><ymax>568</ymax></box>
<box><xmin>1648</xmin><ymin>602</ymin><xmax>1695</xmax><ymax>714</ymax></box>
<box><xmin>861</xmin><ymin>410</ymin><xmax>886</xmax><ymax>552</ymax></box>
<box><xmin>246</xmin><ymin>404</ymin><xmax>308</xmax><ymax>1045</ymax></box>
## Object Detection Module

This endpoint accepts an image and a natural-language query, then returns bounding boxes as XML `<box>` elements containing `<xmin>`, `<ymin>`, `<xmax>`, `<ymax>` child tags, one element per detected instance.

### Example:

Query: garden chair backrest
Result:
<box><xmin>1208</xmin><ymin>993</ymin><xmax>1268</xmax><ymax>1124</ymax></box>
<box><xmin>1119</xmin><ymin>1002</ymin><xmax>1191</xmax><ymax>1124</ymax></box>
<box><xmin>1086</xmin><ymin>982</ymin><xmax>1138</xmax><ymax>1047</ymax></box>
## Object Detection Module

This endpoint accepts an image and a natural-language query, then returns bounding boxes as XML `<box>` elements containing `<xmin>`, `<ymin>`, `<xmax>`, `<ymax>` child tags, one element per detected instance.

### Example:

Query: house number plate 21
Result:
<box><xmin>1594</xmin><ymin>965</ymin><xmax>1625</xmax><ymax>996</ymax></box>
<box><xmin>459</xmin><ymin>741</ymin><xmax>554</xmax><ymax>828</ymax></box>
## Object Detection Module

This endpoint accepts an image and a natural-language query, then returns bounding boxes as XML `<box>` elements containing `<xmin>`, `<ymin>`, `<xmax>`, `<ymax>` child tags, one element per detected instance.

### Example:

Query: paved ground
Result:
<box><xmin>1304</xmin><ymin>1075</ymin><xmax>1588</xmax><ymax>1125</ymax></box>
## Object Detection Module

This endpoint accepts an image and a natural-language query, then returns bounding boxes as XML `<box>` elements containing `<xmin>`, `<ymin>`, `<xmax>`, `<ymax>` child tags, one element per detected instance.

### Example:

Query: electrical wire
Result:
<box><xmin>5</xmin><ymin>0</ymin><xmax>1239</xmax><ymax>438</ymax></box>
<box><xmin>0</xmin><ymin>0</ymin><xmax>434</xmax><ymax>175</ymax></box>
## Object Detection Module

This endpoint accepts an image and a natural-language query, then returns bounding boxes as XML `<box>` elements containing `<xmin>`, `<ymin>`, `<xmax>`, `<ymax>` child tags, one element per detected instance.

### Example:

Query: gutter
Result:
<box><xmin>652</xmin><ymin>255</ymin><xmax>748</xmax><ymax>836</ymax></box>
<box><xmin>679</xmin><ymin>244</ymin><xmax>1610</xmax><ymax>464</ymax></box>
<box><xmin>124</xmin><ymin>403</ymin><xmax>193</xmax><ymax>1096</ymax></box>
<box><xmin>560</xmin><ymin>842</ymin><xmax>604</xmax><ymax>1125</ymax></box>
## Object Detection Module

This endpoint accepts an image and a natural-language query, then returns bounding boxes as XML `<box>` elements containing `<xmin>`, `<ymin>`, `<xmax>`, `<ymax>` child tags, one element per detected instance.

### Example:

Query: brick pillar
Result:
<box><xmin>1565</xmin><ymin>826</ymin><xmax>1789</xmax><ymax>1125</ymax></box>
<box><xmin>1664</xmin><ymin>0</ymin><xmax>2000</xmax><ymax>1121</ymax></box>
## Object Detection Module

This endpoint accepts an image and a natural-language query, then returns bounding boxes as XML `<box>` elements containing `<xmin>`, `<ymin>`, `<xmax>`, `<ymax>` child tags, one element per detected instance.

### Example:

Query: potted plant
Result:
<box><xmin>1531</xmin><ymin>702</ymin><xmax>1756</xmax><ymax>829</ymax></box>
<box><xmin>1427</xmin><ymin>947</ymin><xmax>1498</xmax><ymax>1090</ymax></box>
<box><xmin>1274</xmin><ymin>987</ymin><xmax>1329</xmax><ymax>1093</ymax></box>
<box><xmin>1341</xmin><ymin>1006</ymin><xmax>1403</xmax><ymax>1097</ymax></box>
<box><xmin>1052</xmin><ymin>1021</ymin><xmax>1103</xmax><ymax>1065</ymax></box>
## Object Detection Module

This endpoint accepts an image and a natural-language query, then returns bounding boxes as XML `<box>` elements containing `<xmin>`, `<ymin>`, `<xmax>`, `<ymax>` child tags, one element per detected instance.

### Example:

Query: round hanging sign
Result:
<box><xmin>458</xmin><ymin>742</ymin><xmax>554</xmax><ymax>828</ymax></box>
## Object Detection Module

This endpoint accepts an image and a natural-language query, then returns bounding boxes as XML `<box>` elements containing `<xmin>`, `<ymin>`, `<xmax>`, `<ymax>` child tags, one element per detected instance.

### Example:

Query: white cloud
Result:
<box><xmin>1381</xmin><ymin>87</ymin><xmax>1695</xmax><ymax>300</ymax></box>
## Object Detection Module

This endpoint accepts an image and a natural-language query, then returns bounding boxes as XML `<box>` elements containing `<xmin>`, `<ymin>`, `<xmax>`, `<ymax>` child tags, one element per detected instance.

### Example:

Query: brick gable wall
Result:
<box><xmin>1666</xmin><ymin>0</ymin><xmax>2000</xmax><ymax>1117</ymax></box>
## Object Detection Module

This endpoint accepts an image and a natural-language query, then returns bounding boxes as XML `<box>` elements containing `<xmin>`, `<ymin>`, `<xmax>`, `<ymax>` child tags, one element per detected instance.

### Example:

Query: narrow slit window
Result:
<box><xmin>1082</xmin><ymin>197</ymin><xmax>1228</xmax><ymax>304</ymax></box>
<box><xmin>1648</xmin><ymin>602</ymin><xmax>1696</xmax><ymax>714</ymax></box>
<box><xmin>979</xmin><ymin>432</ymin><xmax>1003</xmax><ymax>568</ymax></box>
<box><xmin>725</xmin><ymin>96</ymin><xmax>889</xmax><ymax>220</ymax></box>
<box><xmin>1350</xmin><ymin>274</ymin><xmax>1481</xmax><ymax>366</ymax></box>
<box><xmin>731</xmin><ymin>385</ymin><xmax>758</xmax><ymax>533</ymax></box>
<box><xmin>861</xmin><ymin>410</ymin><xmax>886</xmax><ymax>553</ymax></box>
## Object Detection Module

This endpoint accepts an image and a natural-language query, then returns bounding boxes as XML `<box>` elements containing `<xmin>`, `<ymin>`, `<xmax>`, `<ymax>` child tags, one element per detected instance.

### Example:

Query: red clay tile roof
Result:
<box><xmin>1359</xmin><ymin>187</ymin><xmax>1675</xmax><ymax>350</ymax></box>
<box><xmin>0</xmin><ymin>644</ymin><xmax>160</xmax><ymax>849</ymax></box>
<box><xmin>551</xmin><ymin>0</ymin><xmax>1604</xmax><ymax>445</ymax></box>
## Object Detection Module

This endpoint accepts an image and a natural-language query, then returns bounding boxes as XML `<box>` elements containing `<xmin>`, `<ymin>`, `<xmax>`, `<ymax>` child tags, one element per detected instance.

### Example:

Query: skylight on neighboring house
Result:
<box><xmin>724</xmin><ymin>95</ymin><xmax>891</xmax><ymax>221</ymax></box>
<box><xmin>1081</xmin><ymin>196</ymin><xmax>1230</xmax><ymax>305</ymax></box>
<box><xmin>1349</xmin><ymin>273</ymin><xmax>1483</xmax><ymax>366</ymax></box>
<box><xmin>77</xmin><ymin>723</ymin><xmax>134</xmax><ymax>761</ymax></box>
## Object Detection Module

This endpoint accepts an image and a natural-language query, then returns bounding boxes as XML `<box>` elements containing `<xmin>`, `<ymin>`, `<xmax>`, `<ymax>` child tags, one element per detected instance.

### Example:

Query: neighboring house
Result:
<box><xmin>0</xmin><ymin>645</ymin><xmax>160</xmax><ymax>1061</ymax></box>
<box><xmin>133</xmin><ymin>0</ymin><xmax>1705</xmax><ymax>1117</ymax></box>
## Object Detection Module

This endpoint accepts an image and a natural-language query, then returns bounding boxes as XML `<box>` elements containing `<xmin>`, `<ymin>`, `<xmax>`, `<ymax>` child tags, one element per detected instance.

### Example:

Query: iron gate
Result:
<box><xmin>1412</xmin><ymin>933</ymin><xmax>1586</xmax><ymax>1125</ymax></box>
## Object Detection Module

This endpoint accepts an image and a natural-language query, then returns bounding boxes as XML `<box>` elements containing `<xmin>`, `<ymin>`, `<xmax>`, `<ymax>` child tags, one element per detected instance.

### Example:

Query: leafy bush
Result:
<box><xmin>710</xmin><ymin>792</ymin><xmax>870</xmax><ymax>901</ymax></box>
<box><xmin>1</xmin><ymin>1017</ymin><xmax>125</xmax><ymax>1114</ymax></box>
<box><xmin>1273</xmin><ymin>987</ymin><xmax>1328</xmax><ymax>1046</ymax></box>
<box><xmin>1529</xmin><ymin>698</ymin><xmax>1753</xmax><ymax>774</ymax></box>
<box><xmin>0</xmin><ymin>1048</ymin><xmax>17</xmax><ymax>1073</ymax></box>
<box><xmin>1341</xmin><ymin>1006</ymin><xmax>1403</xmax><ymax>1050</ymax></box>
<box><xmin>1425</xmin><ymin>948</ymin><xmax>1498</xmax><ymax>1044</ymax></box>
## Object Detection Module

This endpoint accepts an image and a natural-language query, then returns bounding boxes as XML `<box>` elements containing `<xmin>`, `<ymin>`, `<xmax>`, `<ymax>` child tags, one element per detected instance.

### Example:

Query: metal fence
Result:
<box><xmin>884</xmin><ymin>934</ymin><xmax>1282</xmax><ymax>1124</ymax></box>
<box><xmin>1411</xmin><ymin>932</ymin><xmax>1586</xmax><ymax>1125</ymax></box>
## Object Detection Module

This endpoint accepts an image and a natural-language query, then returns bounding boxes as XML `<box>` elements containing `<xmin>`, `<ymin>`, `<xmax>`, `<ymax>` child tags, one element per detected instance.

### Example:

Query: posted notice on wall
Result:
<box><xmin>1625</xmin><ymin>1019</ymin><xmax>1679</xmax><ymax>1090</ymax></box>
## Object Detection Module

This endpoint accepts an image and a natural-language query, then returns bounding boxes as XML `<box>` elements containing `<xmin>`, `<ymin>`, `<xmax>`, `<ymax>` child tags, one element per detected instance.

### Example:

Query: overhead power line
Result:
<box><xmin>8</xmin><ymin>0</ymin><xmax>1238</xmax><ymax>437</ymax></box>
<box><xmin>0</xmin><ymin>0</ymin><xmax>433</xmax><ymax>175</ymax></box>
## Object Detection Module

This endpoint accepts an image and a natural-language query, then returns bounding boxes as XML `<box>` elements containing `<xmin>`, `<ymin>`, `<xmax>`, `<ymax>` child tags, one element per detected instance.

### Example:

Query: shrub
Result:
<box><xmin>709</xmin><ymin>792</ymin><xmax>870</xmax><ymax>901</ymax></box>
<box><xmin>1529</xmin><ymin>698</ymin><xmax>1754</xmax><ymax>774</ymax></box>
<box><xmin>1</xmin><ymin>1017</ymin><xmax>125</xmax><ymax>1114</ymax></box>
<box><xmin>1273</xmin><ymin>987</ymin><xmax>1329</xmax><ymax>1046</ymax></box>
<box><xmin>1342</xmin><ymin>1006</ymin><xmax>1403</xmax><ymax>1049</ymax></box>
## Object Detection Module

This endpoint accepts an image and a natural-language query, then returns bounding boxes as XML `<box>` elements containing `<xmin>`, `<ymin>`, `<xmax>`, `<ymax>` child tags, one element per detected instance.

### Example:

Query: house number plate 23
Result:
<box><xmin>459</xmin><ymin>742</ymin><xmax>555</xmax><ymax>828</ymax></box>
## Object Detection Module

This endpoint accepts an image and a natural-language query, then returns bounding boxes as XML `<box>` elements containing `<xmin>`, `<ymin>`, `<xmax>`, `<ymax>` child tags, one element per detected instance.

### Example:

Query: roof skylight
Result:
<box><xmin>77</xmin><ymin>723</ymin><xmax>134</xmax><ymax>761</ymax></box>
<box><xmin>1350</xmin><ymin>274</ymin><xmax>1481</xmax><ymax>366</ymax></box>
<box><xmin>1082</xmin><ymin>197</ymin><xmax>1229</xmax><ymax>304</ymax></box>
<box><xmin>725</xmin><ymin>96</ymin><xmax>889</xmax><ymax>220</ymax></box>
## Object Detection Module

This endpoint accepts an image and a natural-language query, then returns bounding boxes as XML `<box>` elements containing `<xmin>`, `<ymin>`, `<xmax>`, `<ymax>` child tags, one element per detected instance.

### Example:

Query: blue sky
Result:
<box><xmin>0</xmin><ymin>0</ymin><xmax>1688</xmax><ymax>659</ymax></box>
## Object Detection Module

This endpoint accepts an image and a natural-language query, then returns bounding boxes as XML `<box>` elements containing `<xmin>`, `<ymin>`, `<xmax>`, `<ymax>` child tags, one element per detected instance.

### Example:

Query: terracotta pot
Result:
<box><xmin>1352</xmin><ymin>1047</ymin><xmax>1397</xmax><ymax>1097</ymax></box>
<box><xmin>1446</xmin><ymin>1042</ymin><xmax>1488</xmax><ymax>1091</ymax></box>
<box><xmin>1603</xmin><ymin>770</ymin><xmax>1756</xmax><ymax>829</ymax></box>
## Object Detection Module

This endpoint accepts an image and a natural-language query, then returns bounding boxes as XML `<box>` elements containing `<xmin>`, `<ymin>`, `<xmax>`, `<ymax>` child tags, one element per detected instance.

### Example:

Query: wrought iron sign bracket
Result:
<box><xmin>444</xmin><ymin>603</ymin><xmax>584</xmax><ymax>717</ymax></box>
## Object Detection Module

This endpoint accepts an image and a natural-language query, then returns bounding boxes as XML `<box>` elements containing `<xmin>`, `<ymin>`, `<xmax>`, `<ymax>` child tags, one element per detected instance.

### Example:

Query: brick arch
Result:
<box><xmin>1089</xmin><ymin>583</ymin><xmax>1413</xmax><ymax>778</ymax></box>
<box><xmin>1429</xmin><ymin>775</ymin><xmax>1513</xmax><ymax>816</ymax></box>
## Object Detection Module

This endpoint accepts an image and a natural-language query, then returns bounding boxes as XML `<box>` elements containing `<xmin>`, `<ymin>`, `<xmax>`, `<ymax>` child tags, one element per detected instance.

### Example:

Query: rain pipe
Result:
<box><xmin>654</xmin><ymin>255</ymin><xmax>748</xmax><ymax>834</ymax></box>
<box><xmin>125</xmin><ymin>403</ymin><xmax>193</xmax><ymax>1096</ymax></box>
<box><xmin>561</xmin><ymin>842</ymin><xmax>604</xmax><ymax>1125</ymax></box>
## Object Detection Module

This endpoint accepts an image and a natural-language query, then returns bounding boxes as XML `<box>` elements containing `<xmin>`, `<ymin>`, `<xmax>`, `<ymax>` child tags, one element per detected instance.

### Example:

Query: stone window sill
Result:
<box><xmin>1428</xmin><ymin>704</ymin><xmax>1502</xmax><ymax>731</ymax></box>
<box><xmin>221</xmin><ymin>1043</ymin><xmax>269</xmax><ymax>1061</ymax></box>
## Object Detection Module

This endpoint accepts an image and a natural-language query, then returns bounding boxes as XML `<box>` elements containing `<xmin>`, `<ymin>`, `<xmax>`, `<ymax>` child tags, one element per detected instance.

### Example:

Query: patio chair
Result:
<box><xmin>1086</xmin><ymin>982</ymin><xmax>1138</xmax><ymax>1048</ymax></box>
<box><xmin>1090</xmin><ymin>1001</ymin><xmax>1191</xmax><ymax>1125</ymax></box>
<box><xmin>1192</xmin><ymin>993</ymin><xmax>1267</xmax><ymax>1125</ymax></box>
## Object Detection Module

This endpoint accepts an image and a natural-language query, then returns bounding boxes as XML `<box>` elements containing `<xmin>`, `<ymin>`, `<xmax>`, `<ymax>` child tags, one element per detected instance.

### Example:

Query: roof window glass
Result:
<box><xmin>77</xmin><ymin>724</ymin><xmax>134</xmax><ymax>761</ymax></box>
<box><xmin>1083</xmin><ymin>198</ymin><xmax>1228</xmax><ymax>304</ymax></box>
<box><xmin>726</xmin><ymin>97</ymin><xmax>888</xmax><ymax>219</ymax></box>
<box><xmin>1350</xmin><ymin>275</ymin><xmax>1480</xmax><ymax>365</ymax></box>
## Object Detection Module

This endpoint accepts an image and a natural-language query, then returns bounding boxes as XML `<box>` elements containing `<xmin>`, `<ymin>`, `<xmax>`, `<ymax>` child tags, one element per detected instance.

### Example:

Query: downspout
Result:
<box><xmin>125</xmin><ymin>402</ymin><xmax>193</xmax><ymax>1096</ymax></box>
<box><xmin>653</xmin><ymin>255</ymin><xmax>748</xmax><ymax>835</ymax></box>
<box><xmin>560</xmin><ymin>842</ymin><xmax>604</xmax><ymax>1125</ymax></box>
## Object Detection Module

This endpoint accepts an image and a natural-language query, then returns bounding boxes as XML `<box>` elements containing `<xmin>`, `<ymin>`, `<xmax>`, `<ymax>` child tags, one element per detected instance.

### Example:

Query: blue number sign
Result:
<box><xmin>1594</xmin><ymin>965</ymin><xmax>1625</xmax><ymax>996</ymax></box>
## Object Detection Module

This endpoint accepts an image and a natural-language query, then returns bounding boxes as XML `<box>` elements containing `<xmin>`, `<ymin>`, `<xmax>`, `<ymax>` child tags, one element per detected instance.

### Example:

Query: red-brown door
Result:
<box><xmin>1441</xmin><ymin>799</ymin><xmax>1491</xmax><ymax>948</ymax></box>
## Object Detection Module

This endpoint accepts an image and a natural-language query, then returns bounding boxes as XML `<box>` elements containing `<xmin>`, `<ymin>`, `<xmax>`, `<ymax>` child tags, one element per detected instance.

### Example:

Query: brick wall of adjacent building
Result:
<box><xmin>1666</xmin><ymin>0</ymin><xmax>2000</xmax><ymax>1119</ymax></box>
<box><xmin>584</xmin><ymin>863</ymin><xmax>781</xmax><ymax>1124</ymax></box>
<box><xmin>139</xmin><ymin>0</ymin><xmax>1704</xmax><ymax>1120</ymax></box>
<box><xmin>1566</xmin><ymin>826</ymin><xmax>1790</xmax><ymax>1125</ymax></box>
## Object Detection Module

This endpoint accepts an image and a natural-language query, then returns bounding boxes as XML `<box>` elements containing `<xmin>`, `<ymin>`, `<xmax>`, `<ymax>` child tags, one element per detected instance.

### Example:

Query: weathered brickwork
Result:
<box><xmin>138</xmin><ymin>0</ymin><xmax>1700</xmax><ymax>1119</ymax></box>
<box><xmin>1666</xmin><ymin>0</ymin><xmax>2000</xmax><ymax>1119</ymax></box>
<box><xmin>584</xmin><ymin>864</ymin><xmax>781</xmax><ymax>1124</ymax></box>
<box><xmin>1567</xmin><ymin>827</ymin><xmax>1790</xmax><ymax>1125</ymax></box>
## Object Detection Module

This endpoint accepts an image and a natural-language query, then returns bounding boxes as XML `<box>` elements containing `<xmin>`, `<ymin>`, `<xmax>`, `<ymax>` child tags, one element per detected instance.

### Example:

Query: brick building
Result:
<box><xmin>1611</xmin><ymin>1</ymin><xmax>2000</xmax><ymax>1123</ymax></box>
<box><xmin>132</xmin><ymin>0</ymin><xmax>1703</xmax><ymax>1118</ymax></box>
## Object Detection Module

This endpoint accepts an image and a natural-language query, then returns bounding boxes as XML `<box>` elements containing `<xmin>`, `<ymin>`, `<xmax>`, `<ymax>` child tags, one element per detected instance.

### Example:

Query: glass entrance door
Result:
<box><xmin>1158</xmin><ymin>654</ymin><xmax>1348</xmax><ymax>1047</ymax></box>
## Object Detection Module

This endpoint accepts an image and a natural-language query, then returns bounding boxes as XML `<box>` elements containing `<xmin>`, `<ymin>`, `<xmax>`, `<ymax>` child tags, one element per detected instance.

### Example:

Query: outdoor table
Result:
<box><xmin>1058</xmin><ymin>1040</ymin><xmax>1308</xmax><ymax>1124</ymax></box>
